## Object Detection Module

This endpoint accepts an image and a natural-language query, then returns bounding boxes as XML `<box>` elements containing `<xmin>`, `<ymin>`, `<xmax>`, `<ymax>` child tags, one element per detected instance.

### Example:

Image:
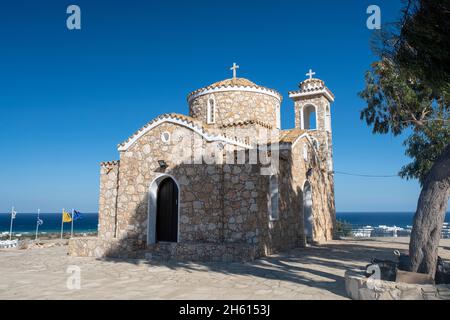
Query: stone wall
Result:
<box><xmin>219</xmin><ymin>124</ymin><xmax>279</xmax><ymax>146</ymax></box>
<box><xmin>74</xmin><ymin>115</ymin><xmax>335</xmax><ymax>261</ymax></box>
<box><xmin>98</xmin><ymin>161</ymin><xmax>120</xmax><ymax>239</ymax></box>
<box><xmin>145</xmin><ymin>242</ymin><xmax>257</xmax><ymax>262</ymax></box>
<box><xmin>222</xmin><ymin>163</ymin><xmax>265</xmax><ymax>248</ymax></box>
<box><xmin>189</xmin><ymin>91</ymin><xmax>280</xmax><ymax>131</ymax></box>
<box><xmin>112</xmin><ymin>120</ymin><xmax>285</xmax><ymax>249</ymax></box>
<box><xmin>300</xmin><ymin>137</ymin><xmax>335</xmax><ymax>243</ymax></box>
<box><xmin>257</xmin><ymin>149</ymin><xmax>302</xmax><ymax>255</ymax></box>
<box><xmin>255</xmin><ymin>138</ymin><xmax>335</xmax><ymax>254</ymax></box>
<box><xmin>68</xmin><ymin>237</ymin><xmax>256</xmax><ymax>262</ymax></box>
<box><xmin>68</xmin><ymin>237</ymin><xmax>145</xmax><ymax>259</ymax></box>
<box><xmin>115</xmin><ymin>122</ymin><xmax>234</xmax><ymax>244</ymax></box>
<box><xmin>345</xmin><ymin>270</ymin><xmax>450</xmax><ymax>300</ymax></box>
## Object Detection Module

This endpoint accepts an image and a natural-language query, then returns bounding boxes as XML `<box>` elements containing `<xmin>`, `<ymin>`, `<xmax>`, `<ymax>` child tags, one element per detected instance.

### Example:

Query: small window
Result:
<box><xmin>207</xmin><ymin>97</ymin><xmax>215</xmax><ymax>124</ymax></box>
<box><xmin>161</xmin><ymin>131</ymin><xmax>171</xmax><ymax>143</ymax></box>
<box><xmin>303</xmin><ymin>144</ymin><xmax>308</xmax><ymax>161</ymax></box>
<box><xmin>269</xmin><ymin>175</ymin><xmax>279</xmax><ymax>220</ymax></box>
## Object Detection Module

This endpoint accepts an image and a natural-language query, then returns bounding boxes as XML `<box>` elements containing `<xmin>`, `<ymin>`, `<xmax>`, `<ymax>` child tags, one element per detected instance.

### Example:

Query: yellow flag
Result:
<box><xmin>62</xmin><ymin>211</ymin><xmax>72</xmax><ymax>223</ymax></box>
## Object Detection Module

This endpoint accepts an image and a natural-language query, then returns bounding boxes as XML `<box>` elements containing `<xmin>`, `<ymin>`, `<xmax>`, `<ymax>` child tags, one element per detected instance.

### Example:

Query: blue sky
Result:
<box><xmin>0</xmin><ymin>0</ymin><xmax>427</xmax><ymax>213</ymax></box>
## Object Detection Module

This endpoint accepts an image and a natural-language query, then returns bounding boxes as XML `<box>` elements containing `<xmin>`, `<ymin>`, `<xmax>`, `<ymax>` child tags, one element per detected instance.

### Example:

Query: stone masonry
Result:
<box><xmin>69</xmin><ymin>73</ymin><xmax>336</xmax><ymax>262</ymax></box>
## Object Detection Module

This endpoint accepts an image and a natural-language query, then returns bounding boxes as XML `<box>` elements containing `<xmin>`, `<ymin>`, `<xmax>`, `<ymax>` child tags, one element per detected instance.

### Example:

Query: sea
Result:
<box><xmin>337</xmin><ymin>211</ymin><xmax>450</xmax><ymax>228</ymax></box>
<box><xmin>0</xmin><ymin>212</ymin><xmax>98</xmax><ymax>236</ymax></box>
<box><xmin>0</xmin><ymin>211</ymin><xmax>449</xmax><ymax>237</ymax></box>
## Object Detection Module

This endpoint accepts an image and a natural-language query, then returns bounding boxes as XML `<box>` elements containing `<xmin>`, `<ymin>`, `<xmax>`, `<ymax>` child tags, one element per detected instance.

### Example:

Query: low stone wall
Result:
<box><xmin>68</xmin><ymin>237</ymin><xmax>146</xmax><ymax>259</ymax></box>
<box><xmin>68</xmin><ymin>237</ymin><xmax>256</xmax><ymax>262</ymax></box>
<box><xmin>345</xmin><ymin>270</ymin><xmax>450</xmax><ymax>300</ymax></box>
<box><xmin>145</xmin><ymin>242</ymin><xmax>257</xmax><ymax>263</ymax></box>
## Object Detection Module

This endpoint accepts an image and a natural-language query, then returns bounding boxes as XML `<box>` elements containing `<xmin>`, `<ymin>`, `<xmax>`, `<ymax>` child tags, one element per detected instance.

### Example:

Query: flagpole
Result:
<box><xmin>71</xmin><ymin>208</ymin><xmax>74</xmax><ymax>238</ymax></box>
<box><xmin>35</xmin><ymin>209</ymin><xmax>40</xmax><ymax>241</ymax></box>
<box><xmin>60</xmin><ymin>208</ymin><xmax>64</xmax><ymax>240</ymax></box>
<box><xmin>9</xmin><ymin>206</ymin><xmax>14</xmax><ymax>240</ymax></box>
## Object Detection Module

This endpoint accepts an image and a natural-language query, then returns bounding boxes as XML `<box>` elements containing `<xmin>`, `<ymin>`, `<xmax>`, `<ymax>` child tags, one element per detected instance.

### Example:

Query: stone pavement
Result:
<box><xmin>0</xmin><ymin>238</ymin><xmax>449</xmax><ymax>300</ymax></box>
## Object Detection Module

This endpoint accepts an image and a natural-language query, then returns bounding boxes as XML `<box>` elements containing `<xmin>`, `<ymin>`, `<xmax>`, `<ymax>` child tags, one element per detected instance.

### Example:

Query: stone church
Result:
<box><xmin>69</xmin><ymin>66</ymin><xmax>336</xmax><ymax>262</ymax></box>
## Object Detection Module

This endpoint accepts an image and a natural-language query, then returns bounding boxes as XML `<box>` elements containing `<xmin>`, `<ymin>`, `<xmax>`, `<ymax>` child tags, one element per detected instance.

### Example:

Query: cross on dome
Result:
<box><xmin>230</xmin><ymin>63</ymin><xmax>240</xmax><ymax>79</ymax></box>
<box><xmin>306</xmin><ymin>69</ymin><xmax>316</xmax><ymax>80</ymax></box>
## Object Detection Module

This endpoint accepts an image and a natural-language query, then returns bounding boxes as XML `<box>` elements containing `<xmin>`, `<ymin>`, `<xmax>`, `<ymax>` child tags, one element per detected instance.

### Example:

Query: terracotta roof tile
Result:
<box><xmin>220</xmin><ymin>120</ymin><xmax>273</xmax><ymax>130</ymax></box>
<box><xmin>187</xmin><ymin>77</ymin><xmax>282</xmax><ymax>101</ymax></box>
<box><xmin>118</xmin><ymin>113</ymin><xmax>250</xmax><ymax>149</ymax></box>
<box><xmin>100</xmin><ymin>160</ymin><xmax>120</xmax><ymax>167</ymax></box>
<box><xmin>288</xmin><ymin>78</ymin><xmax>335</xmax><ymax>101</ymax></box>
<box><xmin>279</xmin><ymin>128</ymin><xmax>307</xmax><ymax>144</ymax></box>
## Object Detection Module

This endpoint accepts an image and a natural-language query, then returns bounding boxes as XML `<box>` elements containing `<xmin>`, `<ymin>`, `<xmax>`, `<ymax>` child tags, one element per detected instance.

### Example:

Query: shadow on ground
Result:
<box><xmin>101</xmin><ymin>240</ymin><xmax>418</xmax><ymax>298</ymax></box>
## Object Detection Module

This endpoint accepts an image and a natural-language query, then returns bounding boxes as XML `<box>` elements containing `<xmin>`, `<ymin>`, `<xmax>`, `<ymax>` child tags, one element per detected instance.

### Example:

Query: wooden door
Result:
<box><xmin>156</xmin><ymin>178</ymin><xmax>178</xmax><ymax>242</ymax></box>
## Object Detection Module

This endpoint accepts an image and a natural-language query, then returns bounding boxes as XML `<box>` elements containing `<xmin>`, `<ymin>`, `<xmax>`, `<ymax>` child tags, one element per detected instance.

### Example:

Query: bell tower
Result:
<box><xmin>289</xmin><ymin>70</ymin><xmax>335</xmax><ymax>171</ymax></box>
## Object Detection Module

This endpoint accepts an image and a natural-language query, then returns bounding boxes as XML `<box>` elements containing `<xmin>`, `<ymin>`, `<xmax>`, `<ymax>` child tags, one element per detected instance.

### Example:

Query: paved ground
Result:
<box><xmin>0</xmin><ymin>238</ymin><xmax>449</xmax><ymax>300</ymax></box>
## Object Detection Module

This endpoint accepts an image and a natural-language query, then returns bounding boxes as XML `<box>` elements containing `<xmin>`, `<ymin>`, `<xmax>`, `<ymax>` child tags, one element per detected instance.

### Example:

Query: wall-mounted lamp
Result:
<box><xmin>158</xmin><ymin>160</ymin><xmax>167</xmax><ymax>168</ymax></box>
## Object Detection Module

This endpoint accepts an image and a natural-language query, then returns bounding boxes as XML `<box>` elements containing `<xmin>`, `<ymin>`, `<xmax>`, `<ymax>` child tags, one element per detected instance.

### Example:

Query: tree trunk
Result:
<box><xmin>409</xmin><ymin>142</ymin><xmax>450</xmax><ymax>276</ymax></box>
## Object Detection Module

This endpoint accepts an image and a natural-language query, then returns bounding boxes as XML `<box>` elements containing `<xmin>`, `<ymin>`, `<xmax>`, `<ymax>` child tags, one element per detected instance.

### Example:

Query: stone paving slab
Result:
<box><xmin>0</xmin><ymin>238</ymin><xmax>448</xmax><ymax>300</ymax></box>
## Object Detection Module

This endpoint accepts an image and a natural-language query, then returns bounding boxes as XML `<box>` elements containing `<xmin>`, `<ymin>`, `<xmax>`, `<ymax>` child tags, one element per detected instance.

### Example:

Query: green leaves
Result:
<box><xmin>400</xmin><ymin>120</ymin><xmax>450</xmax><ymax>185</ymax></box>
<box><xmin>359</xmin><ymin>0</ymin><xmax>450</xmax><ymax>183</ymax></box>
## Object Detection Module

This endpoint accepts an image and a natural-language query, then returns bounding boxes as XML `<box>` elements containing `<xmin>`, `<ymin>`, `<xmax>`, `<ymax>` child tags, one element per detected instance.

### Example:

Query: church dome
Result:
<box><xmin>300</xmin><ymin>78</ymin><xmax>325</xmax><ymax>91</ymax></box>
<box><xmin>205</xmin><ymin>77</ymin><xmax>258</xmax><ymax>88</ymax></box>
<box><xmin>187</xmin><ymin>76</ymin><xmax>282</xmax><ymax>130</ymax></box>
<box><xmin>289</xmin><ymin>77</ymin><xmax>334</xmax><ymax>102</ymax></box>
<box><xmin>187</xmin><ymin>77</ymin><xmax>282</xmax><ymax>103</ymax></box>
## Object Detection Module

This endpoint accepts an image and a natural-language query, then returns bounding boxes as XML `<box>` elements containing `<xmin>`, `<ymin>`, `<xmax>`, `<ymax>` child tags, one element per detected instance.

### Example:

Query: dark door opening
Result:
<box><xmin>156</xmin><ymin>177</ymin><xmax>178</xmax><ymax>242</ymax></box>
<box><xmin>303</xmin><ymin>182</ymin><xmax>313</xmax><ymax>244</ymax></box>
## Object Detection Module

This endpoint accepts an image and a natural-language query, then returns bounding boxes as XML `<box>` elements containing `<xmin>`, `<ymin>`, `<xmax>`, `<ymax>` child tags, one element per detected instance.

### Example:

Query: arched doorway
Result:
<box><xmin>156</xmin><ymin>177</ymin><xmax>179</xmax><ymax>242</ymax></box>
<box><xmin>303</xmin><ymin>182</ymin><xmax>313</xmax><ymax>243</ymax></box>
<box><xmin>148</xmin><ymin>175</ymin><xmax>180</xmax><ymax>244</ymax></box>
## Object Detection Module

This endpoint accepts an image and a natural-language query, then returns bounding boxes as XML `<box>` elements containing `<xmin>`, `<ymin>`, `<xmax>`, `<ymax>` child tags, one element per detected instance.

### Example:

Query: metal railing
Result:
<box><xmin>334</xmin><ymin>221</ymin><xmax>450</xmax><ymax>239</ymax></box>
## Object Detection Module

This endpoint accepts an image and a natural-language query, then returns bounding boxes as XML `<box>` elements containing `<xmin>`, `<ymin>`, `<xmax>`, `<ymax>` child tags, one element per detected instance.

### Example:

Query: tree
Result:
<box><xmin>359</xmin><ymin>0</ymin><xmax>450</xmax><ymax>276</ymax></box>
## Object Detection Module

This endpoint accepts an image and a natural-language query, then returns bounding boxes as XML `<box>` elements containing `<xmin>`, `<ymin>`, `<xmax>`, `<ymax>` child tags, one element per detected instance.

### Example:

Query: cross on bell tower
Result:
<box><xmin>230</xmin><ymin>63</ymin><xmax>239</xmax><ymax>79</ymax></box>
<box><xmin>306</xmin><ymin>69</ymin><xmax>316</xmax><ymax>80</ymax></box>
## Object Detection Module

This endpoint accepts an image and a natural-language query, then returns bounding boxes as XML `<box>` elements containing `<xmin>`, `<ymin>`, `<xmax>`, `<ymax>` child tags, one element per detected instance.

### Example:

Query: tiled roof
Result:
<box><xmin>288</xmin><ymin>78</ymin><xmax>334</xmax><ymax>102</ymax></box>
<box><xmin>220</xmin><ymin>120</ymin><xmax>273</xmax><ymax>130</ymax></box>
<box><xmin>118</xmin><ymin>113</ymin><xmax>199</xmax><ymax>149</ymax></box>
<box><xmin>100</xmin><ymin>160</ymin><xmax>120</xmax><ymax>167</ymax></box>
<box><xmin>209</xmin><ymin>78</ymin><xmax>257</xmax><ymax>88</ymax></box>
<box><xmin>118</xmin><ymin>113</ymin><xmax>250</xmax><ymax>150</ymax></box>
<box><xmin>187</xmin><ymin>77</ymin><xmax>282</xmax><ymax>101</ymax></box>
<box><xmin>279</xmin><ymin>128</ymin><xmax>307</xmax><ymax>144</ymax></box>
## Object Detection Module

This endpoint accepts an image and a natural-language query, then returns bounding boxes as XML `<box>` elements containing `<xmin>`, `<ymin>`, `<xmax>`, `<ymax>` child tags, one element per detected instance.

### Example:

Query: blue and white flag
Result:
<box><xmin>11</xmin><ymin>210</ymin><xmax>17</xmax><ymax>219</ymax></box>
<box><xmin>37</xmin><ymin>218</ymin><xmax>43</xmax><ymax>226</ymax></box>
<box><xmin>73</xmin><ymin>210</ymin><xmax>83</xmax><ymax>221</ymax></box>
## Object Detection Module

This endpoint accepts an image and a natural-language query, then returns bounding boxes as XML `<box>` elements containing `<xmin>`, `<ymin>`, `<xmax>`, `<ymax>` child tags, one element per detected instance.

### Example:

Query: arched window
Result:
<box><xmin>303</xmin><ymin>181</ymin><xmax>313</xmax><ymax>243</ymax></box>
<box><xmin>311</xmin><ymin>137</ymin><xmax>320</xmax><ymax>150</ymax></box>
<box><xmin>326</xmin><ymin>137</ymin><xmax>333</xmax><ymax>172</ymax></box>
<box><xmin>325</xmin><ymin>104</ymin><xmax>331</xmax><ymax>132</ymax></box>
<box><xmin>276</xmin><ymin>104</ymin><xmax>281</xmax><ymax>129</ymax></box>
<box><xmin>207</xmin><ymin>97</ymin><xmax>215</xmax><ymax>124</ymax></box>
<box><xmin>302</xmin><ymin>104</ymin><xmax>316</xmax><ymax>130</ymax></box>
<box><xmin>269</xmin><ymin>175</ymin><xmax>279</xmax><ymax>220</ymax></box>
